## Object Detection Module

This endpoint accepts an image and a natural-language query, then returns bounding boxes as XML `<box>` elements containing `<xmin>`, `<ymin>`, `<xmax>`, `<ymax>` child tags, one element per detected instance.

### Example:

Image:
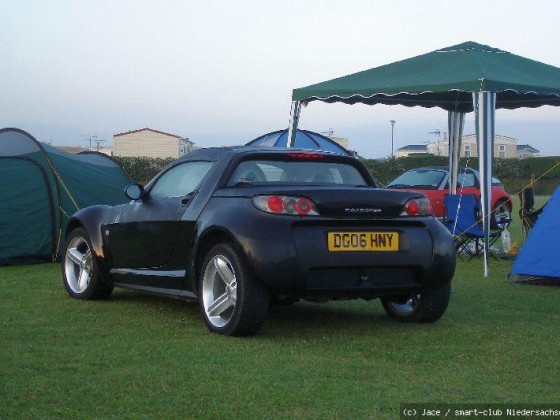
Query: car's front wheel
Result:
<box><xmin>381</xmin><ymin>282</ymin><xmax>451</xmax><ymax>323</ymax></box>
<box><xmin>199</xmin><ymin>243</ymin><xmax>269</xmax><ymax>336</ymax></box>
<box><xmin>62</xmin><ymin>227</ymin><xmax>113</xmax><ymax>300</ymax></box>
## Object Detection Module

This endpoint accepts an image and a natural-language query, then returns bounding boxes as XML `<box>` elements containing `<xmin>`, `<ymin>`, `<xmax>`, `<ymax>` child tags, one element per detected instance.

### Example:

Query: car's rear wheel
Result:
<box><xmin>381</xmin><ymin>282</ymin><xmax>451</xmax><ymax>323</ymax></box>
<box><xmin>199</xmin><ymin>243</ymin><xmax>269</xmax><ymax>336</ymax></box>
<box><xmin>492</xmin><ymin>199</ymin><xmax>512</xmax><ymax>229</ymax></box>
<box><xmin>62</xmin><ymin>228</ymin><xmax>113</xmax><ymax>300</ymax></box>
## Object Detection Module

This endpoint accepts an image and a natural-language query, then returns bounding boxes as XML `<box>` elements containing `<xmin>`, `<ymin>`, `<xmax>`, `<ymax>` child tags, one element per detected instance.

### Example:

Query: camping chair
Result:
<box><xmin>519</xmin><ymin>187</ymin><xmax>546</xmax><ymax>238</ymax></box>
<box><xmin>443</xmin><ymin>194</ymin><xmax>502</xmax><ymax>259</ymax></box>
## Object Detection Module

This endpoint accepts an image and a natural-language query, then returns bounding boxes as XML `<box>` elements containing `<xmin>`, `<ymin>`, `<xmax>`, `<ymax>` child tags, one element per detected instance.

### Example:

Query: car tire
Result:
<box><xmin>381</xmin><ymin>282</ymin><xmax>451</xmax><ymax>323</ymax></box>
<box><xmin>62</xmin><ymin>227</ymin><xmax>113</xmax><ymax>300</ymax></box>
<box><xmin>491</xmin><ymin>199</ymin><xmax>512</xmax><ymax>229</ymax></box>
<box><xmin>199</xmin><ymin>243</ymin><xmax>270</xmax><ymax>336</ymax></box>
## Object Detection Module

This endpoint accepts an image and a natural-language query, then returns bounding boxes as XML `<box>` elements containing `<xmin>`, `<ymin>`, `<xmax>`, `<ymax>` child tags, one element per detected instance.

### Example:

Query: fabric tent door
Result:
<box><xmin>288</xmin><ymin>41</ymin><xmax>560</xmax><ymax>276</ymax></box>
<box><xmin>0</xmin><ymin>127</ymin><xmax>132</xmax><ymax>265</ymax></box>
<box><xmin>0</xmin><ymin>158</ymin><xmax>56</xmax><ymax>261</ymax></box>
<box><xmin>510</xmin><ymin>185</ymin><xmax>560</xmax><ymax>284</ymax></box>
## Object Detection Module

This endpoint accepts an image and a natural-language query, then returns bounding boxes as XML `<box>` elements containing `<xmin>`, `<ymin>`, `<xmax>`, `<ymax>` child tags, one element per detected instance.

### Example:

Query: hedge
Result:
<box><xmin>114</xmin><ymin>156</ymin><xmax>175</xmax><ymax>185</ymax></box>
<box><xmin>114</xmin><ymin>155</ymin><xmax>560</xmax><ymax>196</ymax></box>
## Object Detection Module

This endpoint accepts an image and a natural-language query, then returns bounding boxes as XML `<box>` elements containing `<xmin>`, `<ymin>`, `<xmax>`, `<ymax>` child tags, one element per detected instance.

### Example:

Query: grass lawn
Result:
<box><xmin>1</xmin><ymin>199</ymin><xmax>558</xmax><ymax>418</ymax></box>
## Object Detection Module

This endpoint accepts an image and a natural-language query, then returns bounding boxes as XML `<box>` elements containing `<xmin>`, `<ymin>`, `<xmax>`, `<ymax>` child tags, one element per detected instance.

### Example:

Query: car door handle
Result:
<box><xmin>181</xmin><ymin>192</ymin><xmax>196</xmax><ymax>205</ymax></box>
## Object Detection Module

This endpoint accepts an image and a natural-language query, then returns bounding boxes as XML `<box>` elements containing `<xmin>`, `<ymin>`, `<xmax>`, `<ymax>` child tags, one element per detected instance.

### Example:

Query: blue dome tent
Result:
<box><xmin>246</xmin><ymin>129</ymin><xmax>352</xmax><ymax>155</ymax></box>
<box><xmin>511</xmin><ymin>185</ymin><xmax>560</xmax><ymax>285</ymax></box>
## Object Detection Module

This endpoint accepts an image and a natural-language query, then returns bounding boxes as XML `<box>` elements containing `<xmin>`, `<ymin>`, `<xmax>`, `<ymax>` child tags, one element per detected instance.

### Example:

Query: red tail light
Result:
<box><xmin>294</xmin><ymin>197</ymin><xmax>313</xmax><ymax>215</ymax></box>
<box><xmin>253</xmin><ymin>195</ymin><xmax>319</xmax><ymax>216</ymax></box>
<box><xmin>266</xmin><ymin>196</ymin><xmax>284</xmax><ymax>213</ymax></box>
<box><xmin>401</xmin><ymin>197</ymin><xmax>433</xmax><ymax>216</ymax></box>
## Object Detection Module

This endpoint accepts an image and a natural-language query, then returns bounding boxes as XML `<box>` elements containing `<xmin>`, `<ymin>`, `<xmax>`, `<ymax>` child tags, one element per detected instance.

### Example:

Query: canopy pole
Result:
<box><xmin>447</xmin><ymin>110</ymin><xmax>465</xmax><ymax>195</ymax></box>
<box><xmin>287</xmin><ymin>100</ymin><xmax>301</xmax><ymax>147</ymax></box>
<box><xmin>473</xmin><ymin>91</ymin><xmax>496</xmax><ymax>277</ymax></box>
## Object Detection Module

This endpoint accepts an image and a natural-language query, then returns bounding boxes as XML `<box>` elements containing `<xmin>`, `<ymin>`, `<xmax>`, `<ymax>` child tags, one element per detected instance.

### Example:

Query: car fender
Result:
<box><xmin>194</xmin><ymin>197</ymin><xmax>303</xmax><ymax>289</ymax></box>
<box><xmin>422</xmin><ymin>218</ymin><xmax>456</xmax><ymax>286</ymax></box>
<box><xmin>65</xmin><ymin>205</ymin><xmax>123</xmax><ymax>271</ymax></box>
<box><xmin>193</xmin><ymin>216</ymin><xmax>274</xmax><ymax>274</ymax></box>
<box><xmin>189</xmin><ymin>224</ymin><xmax>240</xmax><ymax>290</ymax></box>
<box><xmin>491</xmin><ymin>190</ymin><xmax>513</xmax><ymax>210</ymax></box>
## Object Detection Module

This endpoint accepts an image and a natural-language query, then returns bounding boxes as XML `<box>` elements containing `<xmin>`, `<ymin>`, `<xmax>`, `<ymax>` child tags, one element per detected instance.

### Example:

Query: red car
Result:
<box><xmin>387</xmin><ymin>167</ymin><xmax>512</xmax><ymax>228</ymax></box>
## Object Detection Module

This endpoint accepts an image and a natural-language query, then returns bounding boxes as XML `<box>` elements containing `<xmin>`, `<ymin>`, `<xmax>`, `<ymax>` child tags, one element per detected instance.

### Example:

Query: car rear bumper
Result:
<box><xmin>208</xmin><ymin>204</ymin><xmax>456</xmax><ymax>299</ymax></box>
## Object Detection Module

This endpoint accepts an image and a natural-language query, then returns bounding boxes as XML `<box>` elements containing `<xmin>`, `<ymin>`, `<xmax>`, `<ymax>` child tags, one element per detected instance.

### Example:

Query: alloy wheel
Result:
<box><xmin>64</xmin><ymin>236</ymin><xmax>93</xmax><ymax>294</ymax></box>
<box><xmin>494</xmin><ymin>203</ymin><xmax>512</xmax><ymax>229</ymax></box>
<box><xmin>385</xmin><ymin>293</ymin><xmax>421</xmax><ymax>316</ymax></box>
<box><xmin>202</xmin><ymin>254</ymin><xmax>238</xmax><ymax>328</ymax></box>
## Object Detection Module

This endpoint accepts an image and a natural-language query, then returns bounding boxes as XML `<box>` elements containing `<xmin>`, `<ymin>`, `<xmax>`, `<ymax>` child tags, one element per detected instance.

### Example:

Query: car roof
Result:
<box><xmin>404</xmin><ymin>166</ymin><xmax>507</xmax><ymax>184</ymax></box>
<box><xmin>406</xmin><ymin>166</ymin><xmax>449</xmax><ymax>172</ymax></box>
<box><xmin>406</xmin><ymin>166</ymin><xmax>480</xmax><ymax>175</ymax></box>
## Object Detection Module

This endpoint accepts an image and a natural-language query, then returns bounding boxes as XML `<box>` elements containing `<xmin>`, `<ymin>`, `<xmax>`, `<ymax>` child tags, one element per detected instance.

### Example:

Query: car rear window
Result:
<box><xmin>227</xmin><ymin>159</ymin><xmax>368</xmax><ymax>186</ymax></box>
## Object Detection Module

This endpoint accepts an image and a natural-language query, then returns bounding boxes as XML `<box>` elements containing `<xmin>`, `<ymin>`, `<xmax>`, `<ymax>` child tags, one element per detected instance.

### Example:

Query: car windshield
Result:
<box><xmin>228</xmin><ymin>158</ymin><xmax>368</xmax><ymax>186</ymax></box>
<box><xmin>388</xmin><ymin>169</ymin><xmax>446</xmax><ymax>189</ymax></box>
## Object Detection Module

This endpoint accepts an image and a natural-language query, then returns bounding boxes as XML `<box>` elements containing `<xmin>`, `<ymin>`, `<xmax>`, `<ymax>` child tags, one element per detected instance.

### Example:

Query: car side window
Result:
<box><xmin>458</xmin><ymin>172</ymin><xmax>476</xmax><ymax>188</ymax></box>
<box><xmin>150</xmin><ymin>161</ymin><xmax>214</xmax><ymax>199</ymax></box>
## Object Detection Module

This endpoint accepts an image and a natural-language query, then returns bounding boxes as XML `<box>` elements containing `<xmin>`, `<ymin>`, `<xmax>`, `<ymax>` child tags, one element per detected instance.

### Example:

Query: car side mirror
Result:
<box><xmin>125</xmin><ymin>183</ymin><xmax>145</xmax><ymax>200</ymax></box>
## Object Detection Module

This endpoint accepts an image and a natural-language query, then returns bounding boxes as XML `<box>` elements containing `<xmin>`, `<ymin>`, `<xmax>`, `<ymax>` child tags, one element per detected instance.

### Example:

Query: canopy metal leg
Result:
<box><xmin>287</xmin><ymin>100</ymin><xmax>301</xmax><ymax>147</ymax></box>
<box><xmin>447</xmin><ymin>110</ymin><xmax>465</xmax><ymax>195</ymax></box>
<box><xmin>474</xmin><ymin>91</ymin><xmax>496</xmax><ymax>277</ymax></box>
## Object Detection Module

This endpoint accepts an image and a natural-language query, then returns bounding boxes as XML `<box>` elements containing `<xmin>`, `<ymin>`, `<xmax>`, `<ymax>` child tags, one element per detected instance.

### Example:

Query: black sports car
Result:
<box><xmin>62</xmin><ymin>147</ymin><xmax>456</xmax><ymax>336</ymax></box>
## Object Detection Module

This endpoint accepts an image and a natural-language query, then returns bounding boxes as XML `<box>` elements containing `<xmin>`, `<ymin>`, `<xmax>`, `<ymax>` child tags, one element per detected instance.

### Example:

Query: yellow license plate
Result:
<box><xmin>327</xmin><ymin>231</ymin><xmax>399</xmax><ymax>252</ymax></box>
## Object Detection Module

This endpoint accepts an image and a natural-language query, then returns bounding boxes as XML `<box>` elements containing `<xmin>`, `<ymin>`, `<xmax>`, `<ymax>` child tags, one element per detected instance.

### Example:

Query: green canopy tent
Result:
<box><xmin>288</xmin><ymin>41</ymin><xmax>560</xmax><ymax>275</ymax></box>
<box><xmin>0</xmin><ymin>128</ymin><xmax>132</xmax><ymax>265</ymax></box>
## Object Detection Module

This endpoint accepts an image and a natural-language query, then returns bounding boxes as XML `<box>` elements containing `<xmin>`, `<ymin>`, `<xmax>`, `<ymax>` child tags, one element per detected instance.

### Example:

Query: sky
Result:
<box><xmin>2</xmin><ymin>0</ymin><xmax>560</xmax><ymax>158</ymax></box>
